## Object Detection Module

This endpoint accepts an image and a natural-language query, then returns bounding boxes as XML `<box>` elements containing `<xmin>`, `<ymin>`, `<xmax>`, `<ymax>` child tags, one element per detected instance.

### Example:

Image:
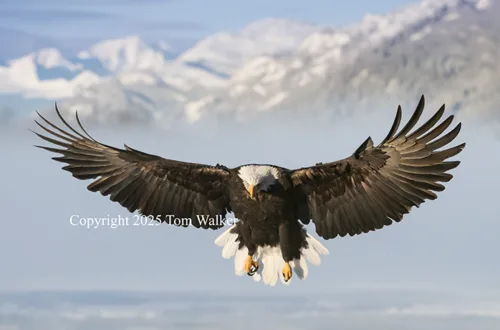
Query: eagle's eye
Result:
<box><xmin>258</xmin><ymin>183</ymin><xmax>271</xmax><ymax>192</ymax></box>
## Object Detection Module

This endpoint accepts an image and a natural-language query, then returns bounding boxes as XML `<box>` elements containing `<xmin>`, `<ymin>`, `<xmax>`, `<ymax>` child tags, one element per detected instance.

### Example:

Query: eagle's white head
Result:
<box><xmin>238</xmin><ymin>165</ymin><xmax>280</xmax><ymax>199</ymax></box>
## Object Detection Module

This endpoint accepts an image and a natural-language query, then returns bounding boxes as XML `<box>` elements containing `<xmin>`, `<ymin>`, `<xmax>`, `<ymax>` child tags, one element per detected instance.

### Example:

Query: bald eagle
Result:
<box><xmin>32</xmin><ymin>95</ymin><xmax>464</xmax><ymax>286</ymax></box>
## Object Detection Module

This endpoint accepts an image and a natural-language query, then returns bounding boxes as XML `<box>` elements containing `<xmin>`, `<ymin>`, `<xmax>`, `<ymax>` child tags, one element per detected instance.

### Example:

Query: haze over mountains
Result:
<box><xmin>0</xmin><ymin>0</ymin><xmax>498</xmax><ymax>127</ymax></box>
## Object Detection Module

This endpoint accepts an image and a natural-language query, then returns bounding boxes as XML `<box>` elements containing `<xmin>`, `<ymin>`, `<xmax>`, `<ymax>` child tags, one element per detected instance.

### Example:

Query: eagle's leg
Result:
<box><xmin>240</xmin><ymin>223</ymin><xmax>259</xmax><ymax>276</ymax></box>
<box><xmin>244</xmin><ymin>244</ymin><xmax>259</xmax><ymax>276</ymax></box>
<box><xmin>279</xmin><ymin>223</ymin><xmax>294</xmax><ymax>282</ymax></box>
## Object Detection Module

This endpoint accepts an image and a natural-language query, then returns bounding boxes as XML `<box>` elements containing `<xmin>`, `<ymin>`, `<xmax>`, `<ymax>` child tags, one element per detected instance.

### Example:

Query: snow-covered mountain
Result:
<box><xmin>76</xmin><ymin>36</ymin><xmax>176</xmax><ymax>73</ymax></box>
<box><xmin>2</xmin><ymin>0</ymin><xmax>499</xmax><ymax>127</ymax></box>
<box><xmin>194</xmin><ymin>0</ymin><xmax>499</xmax><ymax>122</ymax></box>
<box><xmin>7</xmin><ymin>19</ymin><xmax>322</xmax><ymax>124</ymax></box>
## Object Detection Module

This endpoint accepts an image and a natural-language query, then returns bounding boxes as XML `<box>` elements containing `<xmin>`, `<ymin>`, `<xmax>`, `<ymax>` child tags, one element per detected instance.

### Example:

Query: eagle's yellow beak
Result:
<box><xmin>248</xmin><ymin>185</ymin><xmax>256</xmax><ymax>199</ymax></box>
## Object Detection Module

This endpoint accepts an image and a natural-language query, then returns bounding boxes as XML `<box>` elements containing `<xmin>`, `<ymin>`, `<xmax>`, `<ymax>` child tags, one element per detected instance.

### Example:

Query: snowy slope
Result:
<box><xmin>177</xmin><ymin>18</ymin><xmax>322</xmax><ymax>76</ymax></box>
<box><xmin>76</xmin><ymin>36</ymin><xmax>175</xmax><ymax>73</ymax></box>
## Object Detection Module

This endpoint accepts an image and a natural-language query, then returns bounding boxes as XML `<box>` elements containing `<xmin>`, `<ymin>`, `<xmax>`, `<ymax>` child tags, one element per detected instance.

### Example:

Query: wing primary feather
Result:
<box><xmin>55</xmin><ymin>157</ymin><xmax>108</xmax><ymax>166</ymax></box>
<box><xmin>391</xmin><ymin>172</ymin><xmax>445</xmax><ymax>191</ymax></box>
<box><xmin>35</xmin><ymin>110</ymin><xmax>80</xmax><ymax>141</ymax></box>
<box><xmin>354</xmin><ymin>137</ymin><xmax>373</xmax><ymax>158</ymax></box>
<box><xmin>31</xmin><ymin>131</ymin><xmax>71</xmax><ymax>149</ymax></box>
<box><xmin>388</xmin><ymin>174</ymin><xmax>437</xmax><ymax>200</ymax></box>
<box><xmin>426</xmin><ymin>123</ymin><xmax>462</xmax><ymax>151</ymax></box>
<box><xmin>404</xmin><ymin>144</ymin><xmax>465</xmax><ymax>166</ymax></box>
<box><xmin>55</xmin><ymin>105</ymin><xmax>120</xmax><ymax>151</ymax></box>
<box><xmin>33</xmin><ymin>121</ymin><xmax>74</xmax><ymax>143</ymax></box>
<box><xmin>54</xmin><ymin>103</ymin><xmax>89</xmax><ymax>140</ymax></box>
<box><xmin>399</xmin><ymin>161</ymin><xmax>460</xmax><ymax>174</ymax></box>
<box><xmin>379</xmin><ymin>105</ymin><xmax>402</xmax><ymax>145</ymax></box>
<box><xmin>407</xmin><ymin>104</ymin><xmax>445</xmax><ymax>140</ymax></box>
<box><xmin>418</xmin><ymin>115</ymin><xmax>454</xmax><ymax>144</ymax></box>
<box><xmin>390</xmin><ymin>95</ymin><xmax>425</xmax><ymax>141</ymax></box>
<box><xmin>35</xmin><ymin>145</ymin><xmax>68</xmax><ymax>155</ymax></box>
<box><xmin>75</xmin><ymin>111</ymin><xmax>98</xmax><ymax>142</ymax></box>
<box><xmin>393</xmin><ymin>168</ymin><xmax>453</xmax><ymax>183</ymax></box>
<box><xmin>376</xmin><ymin>174</ymin><xmax>424</xmax><ymax>205</ymax></box>
<box><xmin>65</xmin><ymin>164</ymin><xmax>118</xmax><ymax>178</ymax></box>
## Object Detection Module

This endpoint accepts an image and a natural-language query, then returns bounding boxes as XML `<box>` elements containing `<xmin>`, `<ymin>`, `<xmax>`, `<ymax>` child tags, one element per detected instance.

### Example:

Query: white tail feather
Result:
<box><xmin>214</xmin><ymin>224</ymin><xmax>329</xmax><ymax>286</ymax></box>
<box><xmin>214</xmin><ymin>225</ymin><xmax>235</xmax><ymax>247</ymax></box>
<box><xmin>234</xmin><ymin>246</ymin><xmax>248</xmax><ymax>276</ymax></box>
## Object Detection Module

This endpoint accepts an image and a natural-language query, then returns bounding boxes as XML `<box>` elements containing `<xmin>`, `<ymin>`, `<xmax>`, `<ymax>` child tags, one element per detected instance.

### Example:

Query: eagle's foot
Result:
<box><xmin>244</xmin><ymin>255</ymin><xmax>259</xmax><ymax>276</ymax></box>
<box><xmin>282</xmin><ymin>262</ymin><xmax>292</xmax><ymax>282</ymax></box>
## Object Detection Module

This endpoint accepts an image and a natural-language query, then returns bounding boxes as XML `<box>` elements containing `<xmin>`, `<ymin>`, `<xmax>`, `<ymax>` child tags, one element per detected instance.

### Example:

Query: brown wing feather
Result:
<box><xmin>291</xmin><ymin>95</ymin><xmax>465</xmax><ymax>239</ymax></box>
<box><xmin>32</xmin><ymin>105</ymin><xmax>232</xmax><ymax>229</ymax></box>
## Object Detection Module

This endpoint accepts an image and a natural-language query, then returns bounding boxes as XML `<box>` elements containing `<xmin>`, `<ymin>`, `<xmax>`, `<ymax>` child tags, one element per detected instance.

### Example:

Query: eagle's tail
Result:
<box><xmin>214</xmin><ymin>224</ymin><xmax>329</xmax><ymax>286</ymax></box>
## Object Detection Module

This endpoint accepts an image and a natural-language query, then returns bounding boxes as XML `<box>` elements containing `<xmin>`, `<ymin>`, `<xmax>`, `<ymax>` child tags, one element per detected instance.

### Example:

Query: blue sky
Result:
<box><xmin>0</xmin><ymin>0</ymin><xmax>418</xmax><ymax>50</ymax></box>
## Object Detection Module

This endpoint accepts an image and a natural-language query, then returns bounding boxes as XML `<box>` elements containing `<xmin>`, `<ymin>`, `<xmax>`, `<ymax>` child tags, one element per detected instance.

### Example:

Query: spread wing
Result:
<box><xmin>291</xmin><ymin>95</ymin><xmax>465</xmax><ymax>239</ymax></box>
<box><xmin>32</xmin><ymin>105</ymin><xmax>232</xmax><ymax>229</ymax></box>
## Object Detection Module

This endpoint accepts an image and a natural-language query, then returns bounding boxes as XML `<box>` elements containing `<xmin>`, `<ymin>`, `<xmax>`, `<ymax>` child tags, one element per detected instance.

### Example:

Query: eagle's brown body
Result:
<box><xmin>227</xmin><ymin>168</ymin><xmax>307</xmax><ymax>262</ymax></box>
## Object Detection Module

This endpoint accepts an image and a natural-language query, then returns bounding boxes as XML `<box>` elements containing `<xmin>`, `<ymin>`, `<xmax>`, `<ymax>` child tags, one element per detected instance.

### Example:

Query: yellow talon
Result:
<box><xmin>282</xmin><ymin>262</ymin><xmax>292</xmax><ymax>282</ymax></box>
<box><xmin>244</xmin><ymin>255</ymin><xmax>259</xmax><ymax>275</ymax></box>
